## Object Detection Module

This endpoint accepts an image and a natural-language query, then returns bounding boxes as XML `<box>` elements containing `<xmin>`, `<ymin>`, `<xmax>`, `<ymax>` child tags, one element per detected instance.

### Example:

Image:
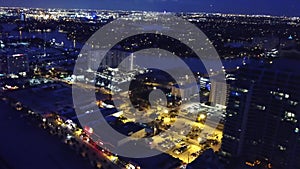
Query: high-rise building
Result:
<box><xmin>88</xmin><ymin>49</ymin><xmax>134</xmax><ymax>71</ymax></box>
<box><xmin>20</xmin><ymin>13</ymin><xmax>26</xmax><ymax>22</ymax></box>
<box><xmin>209</xmin><ymin>80</ymin><xmax>228</xmax><ymax>107</ymax></box>
<box><xmin>220</xmin><ymin>53</ymin><xmax>300</xmax><ymax>169</ymax></box>
<box><xmin>7</xmin><ymin>53</ymin><xmax>29</xmax><ymax>74</ymax></box>
<box><xmin>0</xmin><ymin>51</ymin><xmax>29</xmax><ymax>75</ymax></box>
<box><xmin>171</xmin><ymin>82</ymin><xmax>200</xmax><ymax>101</ymax></box>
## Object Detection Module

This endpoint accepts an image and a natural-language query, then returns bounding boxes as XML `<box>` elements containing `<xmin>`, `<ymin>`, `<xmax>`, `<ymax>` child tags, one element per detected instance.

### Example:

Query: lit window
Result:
<box><xmin>285</xmin><ymin>94</ymin><xmax>290</xmax><ymax>99</ymax></box>
<box><xmin>284</xmin><ymin>111</ymin><xmax>297</xmax><ymax>123</ymax></box>
<box><xmin>285</xmin><ymin>111</ymin><xmax>295</xmax><ymax>118</ymax></box>
<box><xmin>231</xmin><ymin>91</ymin><xmax>240</xmax><ymax>97</ymax></box>
<box><xmin>241</xmin><ymin>89</ymin><xmax>248</xmax><ymax>93</ymax></box>
<box><xmin>278</xmin><ymin>145</ymin><xmax>286</xmax><ymax>151</ymax></box>
<box><xmin>271</xmin><ymin>91</ymin><xmax>291</xmax><ymax>100</ymax></box>
<box><xmin>289</xmin><ymin>100</ymin><xmax>298</xmax><ymax>106</ymax></box>
<box><xmin>256</xmin><ymin>105</ymin><xmax>266</xmax><ymax>110</ymax></box>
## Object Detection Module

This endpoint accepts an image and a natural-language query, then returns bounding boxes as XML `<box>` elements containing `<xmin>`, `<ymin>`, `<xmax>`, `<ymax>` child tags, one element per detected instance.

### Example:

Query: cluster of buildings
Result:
<box><xmin>0</xmin><ymin>7</ymin><xmax>122</xmax><ymax>22</ymax></box>
<box><xmin>0</xmin><ymin>6</ymin><xmax>299</xmax><ymax>169</ymax></box>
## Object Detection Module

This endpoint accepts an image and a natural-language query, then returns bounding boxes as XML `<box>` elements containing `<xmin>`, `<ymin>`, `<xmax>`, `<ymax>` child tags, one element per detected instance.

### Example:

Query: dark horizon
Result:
<box><xmin>1</xmin><ymin>0</ymin><xmax>300</xmax><ymax>17</ymax></box>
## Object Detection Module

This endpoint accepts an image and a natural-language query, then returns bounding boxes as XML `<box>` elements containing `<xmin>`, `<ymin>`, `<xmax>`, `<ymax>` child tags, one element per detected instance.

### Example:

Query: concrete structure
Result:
<box><xmin>209</xmin><ymin>80</ymin><xmax>228</xmax><ymax>106</ymax></box>
<box><xmin>0</xmin><ymin>51</ymin><xmax>29</xmax><ymax>75</ymax></box>
<box><xmin>220</xmin><ymin>52</ymin><xmax>300</xmax><ymax>169</ymax></box>
<box><xmin>171</xmin><ymin>82</ymin><xmax>200</xmax><ymax>101</ymax></box>
<box><xmin>88</xmin><ymin>49</ymin><xmax>134</xmax><ymax>71</ymax></box>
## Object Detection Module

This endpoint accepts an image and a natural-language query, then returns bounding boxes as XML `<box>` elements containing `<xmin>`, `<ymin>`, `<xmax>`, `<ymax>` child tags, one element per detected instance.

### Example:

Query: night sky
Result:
<box><xmin>1</xmin><ymin>0</ymin><xmax>300</xmax><ymax>16</ymax></box>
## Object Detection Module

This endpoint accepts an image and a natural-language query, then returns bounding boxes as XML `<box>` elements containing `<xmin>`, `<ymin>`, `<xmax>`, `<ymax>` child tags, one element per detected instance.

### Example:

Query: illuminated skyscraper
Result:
<box><xmin>220</xmin><ymin>52</ymin><xmax>300</xmax><ymax>169</ymax></box>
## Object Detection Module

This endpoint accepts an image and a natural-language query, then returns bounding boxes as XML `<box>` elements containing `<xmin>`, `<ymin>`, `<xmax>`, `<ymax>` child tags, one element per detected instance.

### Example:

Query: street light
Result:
<box><xmin>199</xmin><ymin>114</ymin><xmax>206</xmax><ymax>119</ymax></box>
<box><xmin>197</xmin><ymin>114</ymin><xmax>206</xmax><ymax>122</ymax></box>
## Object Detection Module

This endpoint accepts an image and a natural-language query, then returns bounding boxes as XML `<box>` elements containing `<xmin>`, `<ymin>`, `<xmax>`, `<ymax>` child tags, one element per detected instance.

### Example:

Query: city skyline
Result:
<box><xmin>1</xmin><ymin>0</ymin><xmax>300</xmax><ymax>17</ymax></box>
<box><xmin>0</xmin><ymin>4</ymin><xmax>299</xmax><ymax>169</ymax></box>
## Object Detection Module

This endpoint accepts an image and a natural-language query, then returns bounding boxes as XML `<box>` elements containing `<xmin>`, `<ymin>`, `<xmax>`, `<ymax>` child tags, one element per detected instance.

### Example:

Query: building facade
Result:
<box><xmin>220</xmin><ymin>55</ymin><xmax>300</xmax><ymax>169</ymax></box>
<box><xmin>209</xmin><ymin>80</ymin><xmax>228</xmax><ymax>107</ymax></box>
<box><xmin>0</xmin><ymin>52</ymin><xmax>29</xmax><ymax>75</ymax></box>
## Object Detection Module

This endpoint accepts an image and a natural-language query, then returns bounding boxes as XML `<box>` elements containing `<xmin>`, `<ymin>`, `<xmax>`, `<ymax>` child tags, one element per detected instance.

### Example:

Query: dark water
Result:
<box><xmin>0</xmin><ymin>101</ymin><xmax>94</xmax><ymax>169</ymax></box>
<box><xmin>2</xmin><ymin>23</ymin><xmax>83</xmax><ymax>48</ymax></box>
<box><xmin>2</xmin><ymin>23</ymin><xmax>255</xmax><ymax>74</ymax></box>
